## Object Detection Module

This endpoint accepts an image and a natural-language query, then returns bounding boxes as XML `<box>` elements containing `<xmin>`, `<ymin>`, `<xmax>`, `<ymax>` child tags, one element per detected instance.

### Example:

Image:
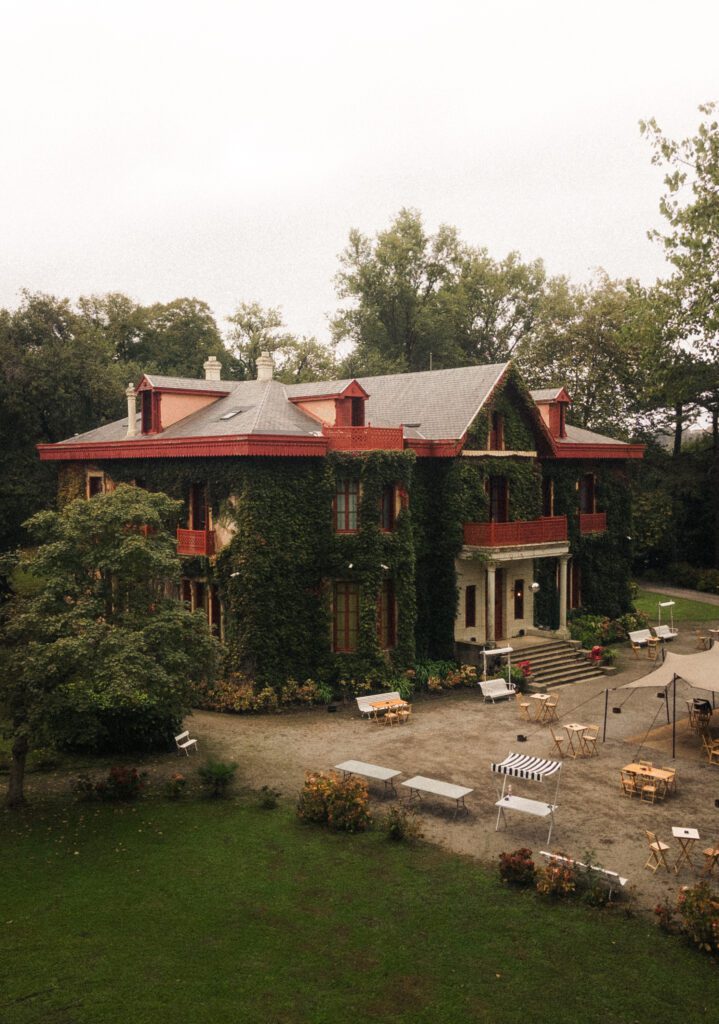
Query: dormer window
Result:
<box><xmin>140</xmin><ymin>390</ymin><xmax>161</xmax><ymax>434</ymax></box>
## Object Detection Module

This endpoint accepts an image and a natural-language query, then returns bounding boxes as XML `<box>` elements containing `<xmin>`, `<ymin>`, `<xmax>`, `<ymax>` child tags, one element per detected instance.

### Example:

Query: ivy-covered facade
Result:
<box><xmin>40</xmin><ymin>356</ymin><xmax>643</xmax><ymax>685</ymax></box>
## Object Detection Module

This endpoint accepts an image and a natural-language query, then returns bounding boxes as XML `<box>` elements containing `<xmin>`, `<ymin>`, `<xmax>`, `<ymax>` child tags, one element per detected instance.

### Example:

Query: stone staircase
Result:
<box><xmin>501</xmin><ymin>640</ymin><xmax>604</xmax><ymax>689</ymax></box>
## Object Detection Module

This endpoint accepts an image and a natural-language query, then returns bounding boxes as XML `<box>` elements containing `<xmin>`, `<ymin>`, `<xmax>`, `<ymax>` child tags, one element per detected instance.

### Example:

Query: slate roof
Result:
<box><xmin>530</xmin><ymin>387</ymin><xmax>566</xmax><ymax>402</ymax></box>
<box><xmin>561</xmin><ymin>424</ymin><xmax>633</xmax><ymax>447</ymax></box>
<box><xmin>59</xmin><ymin>363</ymin><xmax>510</xmax><ymax>445</ymax></box>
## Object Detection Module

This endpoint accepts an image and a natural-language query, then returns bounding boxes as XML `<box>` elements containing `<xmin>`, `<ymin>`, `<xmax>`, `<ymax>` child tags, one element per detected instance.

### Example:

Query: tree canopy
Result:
<box><xmin>0</xmin><ymin>485</ymin><xmax>218</xmax><ymax>807</ymax></box>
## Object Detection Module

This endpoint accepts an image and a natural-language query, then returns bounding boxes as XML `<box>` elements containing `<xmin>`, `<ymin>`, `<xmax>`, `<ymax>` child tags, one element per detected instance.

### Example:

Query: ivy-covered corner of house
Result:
<box><xmin>57</xmin><ymin>463</ymin><xmax>86</xmax><ymax>507</ymax></box>
<box><xmin>465</xmin><ymin>367</ymin><xmax>540</xmax><ymax>454</ymax></box>
<box><xmin>543</xmin><ymin>461</ymin><xmax>634</xmax><ymax>619</ymax></box>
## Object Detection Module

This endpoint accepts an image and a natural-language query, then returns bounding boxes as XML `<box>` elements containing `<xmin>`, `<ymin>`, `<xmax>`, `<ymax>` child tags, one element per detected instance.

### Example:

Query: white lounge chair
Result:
<box><xmin>653</xmin><ymin>624</ymin><xmax>678</xmax><ymax>642</ymax></box>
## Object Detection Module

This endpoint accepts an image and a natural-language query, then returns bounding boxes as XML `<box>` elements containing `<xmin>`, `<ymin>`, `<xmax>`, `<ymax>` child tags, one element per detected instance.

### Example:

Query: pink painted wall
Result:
<box><xmin>160</xmin><ymin>392</ymin><xmax>219</xmax><ymax>429</ymax></box>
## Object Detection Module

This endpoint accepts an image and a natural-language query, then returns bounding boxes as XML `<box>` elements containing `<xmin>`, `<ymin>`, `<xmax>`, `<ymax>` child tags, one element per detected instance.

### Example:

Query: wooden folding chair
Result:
<box><xmin>581</xmin><ymin>725</ymin><xmax>599</xmax><ymax>757</ymax></box>
<box><xmin>620</xmin><ymin>771</ymin><xmax>637</xmax><ymax>797</ymax></box>
<box><xmin>549</xmin><ymin>726</ymin><xmax>564</xmax><ymax>757</ymax></box>
<box><xmin>515</xmin><ymin>692</ymin><xmax>530</xmax><ymax>721</ymax></box>
<box><xmin>702</xmin><ymin>839</ymin><xmax>719</xmax><ymax>877</ymax></box>
<box><xmin>659</xmin><ymin>767</ymin><xmax>676</xmax><ymax>795</ymax></box>
<box><xmin>695</xmin><ymin>629</ymin><xmax>710</xmax><ymax>651</ymax></box>
<box><xmin>383</xmin><ymin>710</ymin><xmax>399</xmax><ymax>727</ymax></box>
<box><xmin>396</xmin><ymin>704</ymin><xmax>412</xmax><ymax>724</ymax></box>
<box><xmin>644</xmin><ymin>830</ymin><xmax>670</xmax><ymax>873</ymax></box>
<box><xmin>640</xmin><ymin>780</ymin><xmax>658</xmax><ymax>803</ymax></box>
<box><xmin>630</xmin><ymin>641</ymin><xmax>642</xmax><ymax>659</ymax></box>
<box><xmin>701</xmin><ymin>733</ymin><xmax>719</xmax><ymax>766</ymax></box>
<box><xmin>544</xmin><ymin>693</ymin><xmax>559</xmax><ymax>723</ymax></box>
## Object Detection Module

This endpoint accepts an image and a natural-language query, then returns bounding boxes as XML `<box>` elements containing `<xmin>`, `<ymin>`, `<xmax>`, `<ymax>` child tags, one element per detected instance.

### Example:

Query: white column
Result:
<box><xmin>558</xmin><ymin>555</ymin><xmax>570</xmax><ymax>635</ymax></box>
<box><xmin>486</xmin><ymin>564</ymin><xmax>496</xmax><ymax>644</ymax></box>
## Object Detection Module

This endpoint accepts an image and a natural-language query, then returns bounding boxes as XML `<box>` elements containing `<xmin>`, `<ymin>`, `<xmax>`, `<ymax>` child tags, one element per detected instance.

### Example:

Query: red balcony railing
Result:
<box><xmin>176</xmin><ymin>528</ymin><xmax>216</xmax><ymax>557</ymax></box>
<box><xmin>323</xmin><ymin>425</ymin><xmax>404</xmax><ymax>451</ymax></box>
<box><xmin>579</xmin><ymin>512</ymin><xmax>607</xmax><ymax>535</ymax></box>
<box><xmin>463</xmin><ymin>516</ymin><xmax>568</xmax><ymax>547</ymax></box>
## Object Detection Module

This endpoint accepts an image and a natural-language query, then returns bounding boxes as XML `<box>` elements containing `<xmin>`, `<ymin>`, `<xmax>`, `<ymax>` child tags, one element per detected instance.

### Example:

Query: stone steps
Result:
<box><xmin>501</xmin><ymin>640</ymin><xmax>604</xmax><ymax>689</ymax></box>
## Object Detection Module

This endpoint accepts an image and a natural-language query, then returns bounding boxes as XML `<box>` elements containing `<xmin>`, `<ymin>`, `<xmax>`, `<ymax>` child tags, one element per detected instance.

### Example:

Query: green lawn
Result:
<box><xmin>634</xmin><ymin>588</ymin><xmax>719</xmax><ymax>624</ymax></box>
<box><xmin>0</xmin><ymin>798</ymin><xmax>715</xmax><ymax>1024</ymax></box>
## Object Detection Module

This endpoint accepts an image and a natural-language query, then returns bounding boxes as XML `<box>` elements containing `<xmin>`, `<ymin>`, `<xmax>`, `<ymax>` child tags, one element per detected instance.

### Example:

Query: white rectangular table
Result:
<box><xmin>495</xmin><ymin>794</ymin><xmax>558</xmax><ymax>843</ymax></box>
<box><xmin>334</xmin><ymin>760</ymin><xmax>402</xmax><ymax>796</ymax></box>
<box><xmin>402</xmin><ymin>775</ymin><xmax>473</xmax><ymax>818</ymax></box>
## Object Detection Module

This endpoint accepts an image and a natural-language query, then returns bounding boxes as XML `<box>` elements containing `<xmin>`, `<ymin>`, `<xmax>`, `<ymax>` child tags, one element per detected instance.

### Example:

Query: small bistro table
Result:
<box><xmin>529</xmin><ymin>693</ymin><xmax>551</xmax><ymax>722</ymax></box>
<box><xmin>672</xmin><ymin>826</ymin><xmax>700</xmax><ymax>873</ymax></box>
<box><xmin>564</xmin><ymin>723</ymin><xmax>588</xmax><ymax>758</ymax></box>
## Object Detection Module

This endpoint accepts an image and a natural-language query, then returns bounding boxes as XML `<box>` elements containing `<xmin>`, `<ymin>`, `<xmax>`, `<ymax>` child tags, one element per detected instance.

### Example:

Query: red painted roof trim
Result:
<box><xmin>38</xmin><ymin>434</ymin><xmax>329</xmax><ymax>460</ymax></box>
<box><xmin>289</xmin><ymin>379</ymin><xmax>370</xmax><ymax>403</ymax></box>
<box><xmin>405</xmin><ymin>437</ymin><xmax>465</xmax><ymax>457</ymax></box>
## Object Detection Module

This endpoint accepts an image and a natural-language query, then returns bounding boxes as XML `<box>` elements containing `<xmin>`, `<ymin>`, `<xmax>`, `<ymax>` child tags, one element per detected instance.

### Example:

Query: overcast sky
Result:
<box><xmin>1</xmin><ymin>0</ymin><xmax>717</xmax><ymax>344</ymax></box>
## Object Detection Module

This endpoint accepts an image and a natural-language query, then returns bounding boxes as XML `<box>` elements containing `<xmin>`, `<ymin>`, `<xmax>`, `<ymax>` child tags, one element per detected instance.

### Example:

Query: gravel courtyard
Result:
<box><xmin>190</xmin><ymin>630</ymin><xmax>719</xmax><ymax>914</ymax></box>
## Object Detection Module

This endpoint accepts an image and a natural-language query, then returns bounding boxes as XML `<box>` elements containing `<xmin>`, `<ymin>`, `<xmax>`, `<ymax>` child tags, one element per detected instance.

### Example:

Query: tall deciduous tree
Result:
<box><xmin>0</xmin><ymin>485</ymin><xmax>217</xmax><ymax>808</ymax></box>
<box><xmin>226</xmin><ymin>302</ymin><xmax>336</xmax><ymax>382</ymax></box>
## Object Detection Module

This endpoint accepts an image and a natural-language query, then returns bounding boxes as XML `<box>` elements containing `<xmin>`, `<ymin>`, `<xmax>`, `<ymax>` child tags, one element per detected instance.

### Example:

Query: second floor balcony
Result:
<box><xmin>463</xmin><ymin>515</ymin><xmax>568</xmax><ymax>548</ymax></box>
<box><xmin>579</xmin><ymin>512</ymin><xmax>607</xmax><ymax>535</ymax></box>
<box><xmin>177</xmin><ymin>527</ymin><xmax>216</xmax><ymax>557</ymax></box>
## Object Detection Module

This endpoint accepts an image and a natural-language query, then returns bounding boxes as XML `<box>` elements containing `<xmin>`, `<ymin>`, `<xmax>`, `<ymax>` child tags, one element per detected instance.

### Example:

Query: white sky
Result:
<box><xmin>1</xmin><ymin>0</ymin><xmax>717</xmax><ymax>344</ymax></box>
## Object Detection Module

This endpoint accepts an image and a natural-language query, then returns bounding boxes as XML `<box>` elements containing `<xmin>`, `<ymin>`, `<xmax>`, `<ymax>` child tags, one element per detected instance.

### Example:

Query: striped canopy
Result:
<box><xmin>491</xmin><ymin>753</ymin><xmax>562</xmax><ymax>781</ymax></box>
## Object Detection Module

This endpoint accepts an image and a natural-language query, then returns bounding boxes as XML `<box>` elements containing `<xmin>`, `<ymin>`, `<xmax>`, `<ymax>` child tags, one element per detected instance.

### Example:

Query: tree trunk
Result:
<box><xmin>6</xmin><ymin>732</ymin><xmax>28</xmax><ymax>809</ymax></box>
<box><xmin>713</xmin><ymin>407</ymin><xmax>719</xmax><ymax>566</ymax></box>
<box><xmin>672</xmin><ymin>403</ymin><xmax>683</xmax><ymax>457</ymax></box>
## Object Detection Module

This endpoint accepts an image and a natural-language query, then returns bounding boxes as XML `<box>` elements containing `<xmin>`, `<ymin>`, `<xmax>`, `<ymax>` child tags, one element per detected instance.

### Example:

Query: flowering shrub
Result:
<box><xmin>570</xmin><ymin>612</ymin><xmax>649</xmax><ymax>648</ymax></box>
<box><xmin>95</xmin><ymin>766</ymin><xmax>147</xmax><ymax>802</ymax></box>
<box><xmin>195</xmin><ymin>674</ymin><xmax>255</xmax><ymax>713</ymax></box>
<box><xmin>498</xmin><ymin>847</ymin><xmax>536</xmax><ymax>887</ymax></box>
<box><xmin>383</xmin><ymin>804</ymin><xmax>423</xmax><ymax>843</ymax></box>
<box><xmin>654</xmin><ymin>897</ymin><xmax>681</xmax><ymax>935</ymax></box>
<box><xmin>677</xmin><ymin>883</ymin><xmax>719</xmax><ymax>955</ymax></box>
<box><xmin>252</xmin><ymin>686</ymin><xmax>279</xmax><ymax>712</ymax></box>
<box><xmin>536</xmin><ymin>857</ymin><xmax>577</xmax><ymax>897</ymax></box>
<box><xmin>589</xmin><ymin>645</ymin><xmax>604</xmax><ymax>663</ymax></box>
<box><xmin>296</xmin><ymin>771</ymin><xmax>371</xmax><ymax>833</ymax></box>
<box><xmin>427</xmin><ymin>675</ymin><xmax>443</xmax><ymax>692</ymax></box>
<box><xmin>517</xmin><ymin>660</ymin><xmax>532</xmax><ymax>678</ymax></box>
<box><xmin>163</xmin><ymin>773</ymin><xmax>187</xmax><ymax>799</ymax></box>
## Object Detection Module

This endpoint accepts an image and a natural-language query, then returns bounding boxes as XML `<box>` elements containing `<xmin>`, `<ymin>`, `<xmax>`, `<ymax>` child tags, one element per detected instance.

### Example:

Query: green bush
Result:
<box><xmin>257</xmin><ymin>785</ymin><xmax>281</xmax><ymax>810</ymax></box>
<box><xmin>382</xmin><ymin>804</ymin><xmax>423</xmax><ymax>843</ymax></box>
<box><xmin>163</xmin><ymin>772</ymin><xmax>188</xmax><ymax>799</ymax></box>
<box><xmin>697</xmin><ymin>568</ymin><xmax>719</xmax><ymax>594</ymax></box>
<box><xmin>677</xmin><ymin>883</ymin><xmax>719</xmax><ymax>955</ymax></box>
<box><xmin>198</xmin><ymin>760</ymin><xmax>237</xmax><ymax>798</ymax></box>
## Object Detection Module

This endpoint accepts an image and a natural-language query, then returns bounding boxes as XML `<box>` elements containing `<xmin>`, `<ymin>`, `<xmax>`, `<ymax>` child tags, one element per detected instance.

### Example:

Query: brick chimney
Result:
<box><xmin>203</xmin><ymin>355</ymin><xmax>222</xmax><ymax>381</ymax></box>
<box><xmin>256</xmin><ymin>350</ymin><xmax>274</xmax><ymax>382</ymax></box>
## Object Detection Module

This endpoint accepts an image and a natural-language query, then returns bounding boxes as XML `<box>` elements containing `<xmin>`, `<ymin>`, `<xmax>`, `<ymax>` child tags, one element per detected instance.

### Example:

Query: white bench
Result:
<box><xmin>174</xmin><ymin>730</ymin><xmax>198</xmax><ymax>756</ymax></box>
<box><xmin>479</xmin><ymin>677</ymin><xmax>516</xmax><ymax>703</ymax></box>
<box><xmin>538</xmin><ymin>851</ymin><xmax>628</xmax><ymax>897</ymax></box>
<box><xmin>402</xmin><ymin>775</ymin><xmax>473</xmax><ymax>818</ymax></box>
<box><xmin>356</xmin><ymin>691</ymin><xmax>402</xmax><ymax>718</ymax></box>
<box><xmin>628</xmin><ymin>629</ymin><xmax>653</xmax><ymax>646</ymax></box>
<box><xmin>335</xmin><ymin>760</ymin><xmax>402</xmax><ymax>796</ymax></box>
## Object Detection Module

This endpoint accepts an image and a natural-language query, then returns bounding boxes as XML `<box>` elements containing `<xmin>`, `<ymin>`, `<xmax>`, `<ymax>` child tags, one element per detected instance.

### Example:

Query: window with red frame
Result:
<box><xmin>380</xmin><ymin>484</ymin><xmax>395</xmax><ymax>531</ymax></box>
<box><xmin>378</xmin><ymin>580</ymin><xmax>396</xmax><ymax>649</ymax></box>
<box><xmin>332</xmin><ymin>581</ymin><xmax>359</xmax><ymax>652</ymax></box>
<box><xmin>334</xmin><ymin>478</ymin><xmax>359</xmax><ymax>532</ymax></box>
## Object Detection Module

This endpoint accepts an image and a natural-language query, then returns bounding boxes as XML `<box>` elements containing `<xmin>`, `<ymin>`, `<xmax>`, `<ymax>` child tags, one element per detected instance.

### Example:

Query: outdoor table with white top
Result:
<box><xmin>709</xmin><ymin>628</ymin><xmax>719</xmax><ymax>646</ymax></box>
<box><xmin>491</xmin><ymin>753</ymin><xmax>562</xmax><ymax>844</ymax></box>
<box><xmin>672</xmin><ymin>826</ymin><xmax>700</xmax><ymax>873</ymax></box>
<box><xmin>335</xmin><ymin>760</ymin><xmax>402</xmax><ymax>796</ymax></box>
<box><xmin>529</xmin><ymin>693</ymin><xmax>551</xmax><ymax>722</ymax></box>
<box><xmin>401</xmin><ymin>775</ymin><xmax>472</xmax><ymax>818</ymax></box>
<box><xmin>564</xmin><ymin>723</ymin><xmax>588</xmax><ymax>758</ymax></box>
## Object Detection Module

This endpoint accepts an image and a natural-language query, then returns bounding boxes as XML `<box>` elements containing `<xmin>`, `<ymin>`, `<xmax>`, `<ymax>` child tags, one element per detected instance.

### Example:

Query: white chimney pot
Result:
<box><xmin>125</xmin><ymin>382</ymin><xmax>137</xmax><ymax>437</ymax></box>
<box><xmin>203</xmin><ymin>355</ymin><xmax>222</xmax><ymax>381</ymax></box>
<box><xmin>256</xmin><ymin>350</ymin><xmax>274</xmax><ymax>382</ymax></box>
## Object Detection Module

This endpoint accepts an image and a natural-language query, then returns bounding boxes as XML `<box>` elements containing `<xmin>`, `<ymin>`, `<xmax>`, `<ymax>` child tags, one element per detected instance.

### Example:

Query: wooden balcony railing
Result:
<box><xmin>463</xmin><ymin>516</ymin><xmax>568</xmax><ymax>547</ymax></box>
<box><xmin>176</xmin><ymin>528</ymin><xmax>216</xmax><ymax>557</ymax></box>
<box><xmin>323</xmin><ymin>425</ymin><xmax>404</xmax><ymax>451</ymax></box>
<box><xmin>579</xmin><ymin>511</ymin><xmax>607</xmax><ymax>535</ymax></box>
